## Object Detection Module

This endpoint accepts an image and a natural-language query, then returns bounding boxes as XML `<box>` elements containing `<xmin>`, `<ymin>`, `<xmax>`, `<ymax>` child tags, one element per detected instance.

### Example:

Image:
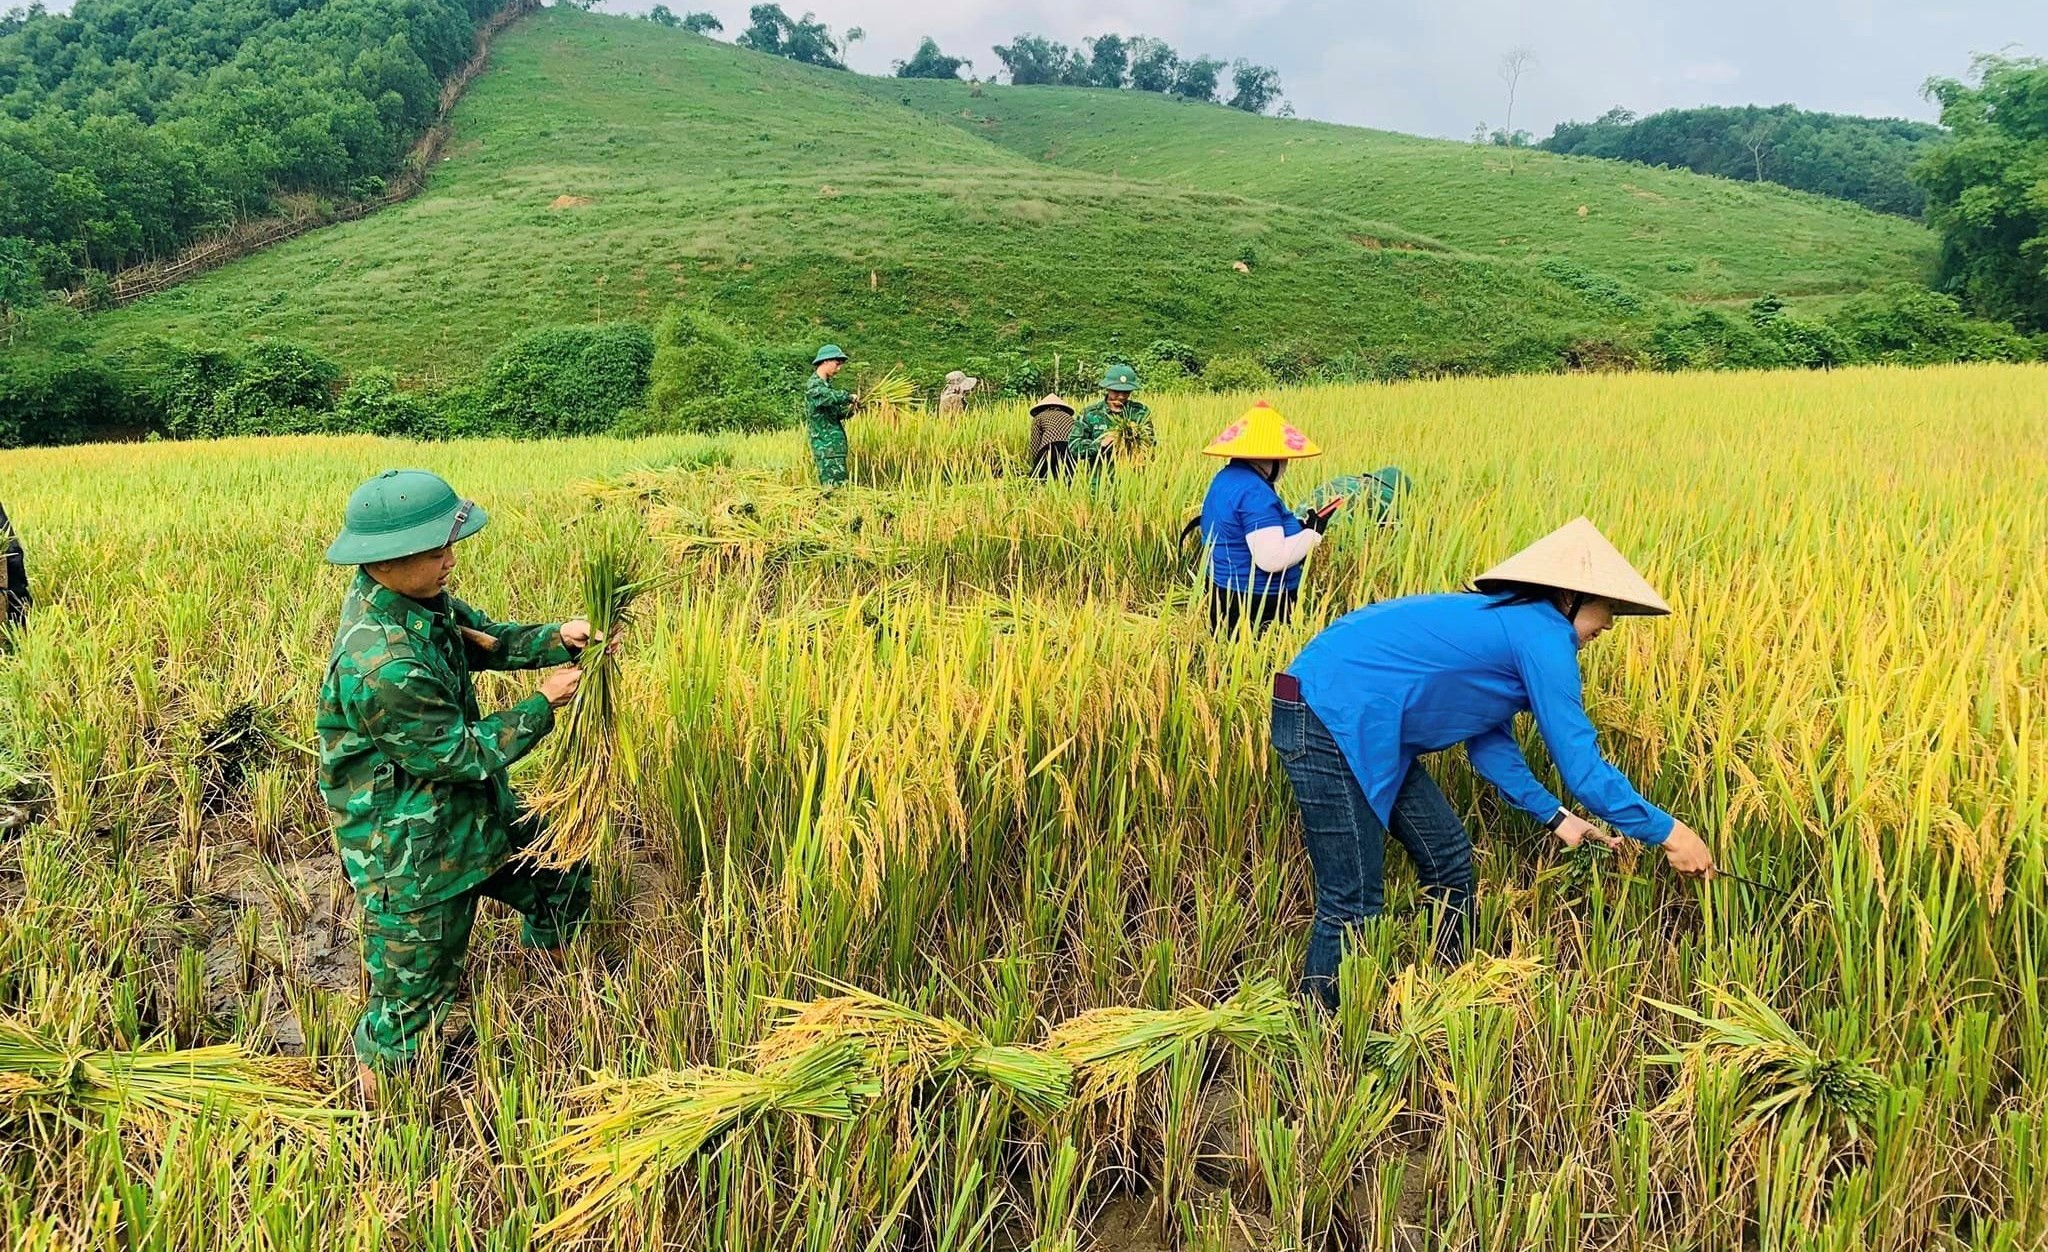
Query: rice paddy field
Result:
<box><xmin>0</xmin><ymin>363</ymin><xmax>2044</xmax><ymax>1250</ymax></box>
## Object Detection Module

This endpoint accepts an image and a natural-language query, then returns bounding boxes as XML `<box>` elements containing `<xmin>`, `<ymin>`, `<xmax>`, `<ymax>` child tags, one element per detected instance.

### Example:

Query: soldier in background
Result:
<box><xmin>805</xmin><ymin>345</ymin><xmax>856</xmax><ymax>487</ymax></box>
<box><xmin>0</xmin><ymin>499</ymin><xmax>28</xmax><ymax>628</ymax></box>
<box><xmin>316</xmin><ymin>469</ymin><xmax>590</xmax><ymax>1105</ymax></box>
<box><xmin>1068</xmin><ymin>363</ymin><xmax>1153</xmax><ymax>472</ymax></box>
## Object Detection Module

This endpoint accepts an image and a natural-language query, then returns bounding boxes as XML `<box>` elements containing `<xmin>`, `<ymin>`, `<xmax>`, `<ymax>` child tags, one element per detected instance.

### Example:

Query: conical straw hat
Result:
<box><xmin>1031</xmin><ymin>393</ymin><xmax>1073</xmax><ymax>415</ymax></box>
<box><xmin>1472</xmin><ymin>517</ymin><xmax>1671</xmax><ymax>616</ymax></box>
<box><xmin>1202</xmin><ymin>401</ymin><xmax>1322</xmax><ymax>460</ymax></box>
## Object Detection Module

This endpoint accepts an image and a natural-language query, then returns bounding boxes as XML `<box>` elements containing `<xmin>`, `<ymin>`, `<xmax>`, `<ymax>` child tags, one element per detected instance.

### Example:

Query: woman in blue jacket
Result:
<box><xmin>1273</xmin><ymin>517</ymin><xmax>1716</xmax><ymax>1006</ymax></box>
<box><xmin>1197</xmin><ymin>402</ymin><xmax>1333</xmax><ymax>634</ymax></box>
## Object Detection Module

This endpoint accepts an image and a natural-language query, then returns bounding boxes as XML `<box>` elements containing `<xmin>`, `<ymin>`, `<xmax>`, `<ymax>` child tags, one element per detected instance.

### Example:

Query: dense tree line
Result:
<box><xmin>0</xmin><ymin>0</ymin><xmax>519</xmax><ymax>298</ymax></box>
<box><xmin>1915</xmin><ymin>56</ymin><xmax>2048</xmax><ymax>333</ymax></box>
<box><xmin>985</xmin><ymin>32</ymin><xmax>1283</xmax><ymax>112</ymax></box>
<box><xmin>1540</xmin><ymin>104</ymin><xmax>1943</xmax><ymax>217</ymax></box>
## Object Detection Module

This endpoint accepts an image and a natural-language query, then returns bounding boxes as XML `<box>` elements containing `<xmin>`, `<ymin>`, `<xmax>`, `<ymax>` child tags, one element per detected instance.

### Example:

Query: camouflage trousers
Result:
<box><xmin>352</xmin><ymin>851</ymin><xmax>590</xmax><ymax>1071</ymax></box>
<box><xmin>807</xmin><ymin>419</ymin><xmax>850</xmax><ymax>487</ymax></box>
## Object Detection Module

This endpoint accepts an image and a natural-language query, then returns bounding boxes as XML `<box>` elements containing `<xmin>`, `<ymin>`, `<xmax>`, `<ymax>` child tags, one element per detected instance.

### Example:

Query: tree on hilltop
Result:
<box><xmin>895</xmin><ymin>37</ymin><xmax>970</xmax><ymax>80</ymax></box>
<box><xmin>736</xmin><ymin>4</ymin><xmax>845</xmax><ymax>68</ymax></box>
<box><xmin>1227</xmin><ymin>59</ymin><xmax>1283</xmax><ymax>114</ymax></box>
<box><xmin>992</xmin><ymin>34</ymin><xmax>1072</xmax><ymax>86</ymax></box>
<box><xmin>1128</xmin><ymin>38</ymin><xmax>1178</xmax><ymax>92</ymax></box>
<box><xmin>1171</xmin><ymin>56</ymin><xmax>1226</xmax><ymax>103</ymax></box>
<box><xmin>682</xmin><ymin>13</ymin><xmax>724</xmax><ymax>34</ymax></box>
<box><xmin>1083</xmin><ymin>34</ymin><xmax>1129</xmax><ymax>89</ymax></box>
<box><xmin>1915</xmin><ymin>55</ymin><xmax>2048</xmax><ymax>330</ymax></box>
<box><xmin>642</xmin><ymin>5</ymin><xmax>681</xmax><ymax>26</ymax></box>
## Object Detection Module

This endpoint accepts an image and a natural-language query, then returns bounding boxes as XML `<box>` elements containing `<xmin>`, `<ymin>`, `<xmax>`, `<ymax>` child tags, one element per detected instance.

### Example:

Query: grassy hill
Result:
<box><xmin>80</xmin><ymin>8</ymin><xmax>1937</xmax><ymax>381</ymax></box>
<box><xmin>879</xmin><ymin>79</ymin><xmax>1938</xmax><ymax>303</ymax></box>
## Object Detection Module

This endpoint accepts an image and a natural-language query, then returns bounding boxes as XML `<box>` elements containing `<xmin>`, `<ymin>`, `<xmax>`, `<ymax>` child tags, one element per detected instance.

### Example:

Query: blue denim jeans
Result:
<box><xmin>1271</xmin><ymin>696</ymin><xmax>1476</xmax><ymax>1008</ymax></box>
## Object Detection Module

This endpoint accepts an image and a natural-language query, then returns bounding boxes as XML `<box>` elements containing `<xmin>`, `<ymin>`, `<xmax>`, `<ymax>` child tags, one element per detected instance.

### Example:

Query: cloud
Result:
<box><xmin>603</xmin><ymin>0</ymin><xmax>2044</xmax><ymax>137</ymax></box>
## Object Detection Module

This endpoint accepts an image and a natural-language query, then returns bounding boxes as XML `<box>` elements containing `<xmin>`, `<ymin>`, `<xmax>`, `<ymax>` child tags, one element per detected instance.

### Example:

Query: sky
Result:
<box><xmin>596</xmin><ymin>0</ymin><xmax>2046</xmax><ymax>139</ymax></box>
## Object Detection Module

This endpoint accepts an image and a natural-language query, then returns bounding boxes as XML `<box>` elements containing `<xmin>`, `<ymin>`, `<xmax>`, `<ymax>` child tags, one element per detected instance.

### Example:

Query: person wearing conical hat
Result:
<box><xmin>937</xmin><ymin>369</ymin><xmax>979</xmax><ymax>418</ymax></box>
<box><xmin>804</xmin><ymin>345</ymin><xmax>856</xmax><ymax>487</ymax></box>
<box><xmin>1196</xmin><ymin>401</ymin><xmax>1332</xmax><ymax>634</ymax></box>
<box><xmin>1272</xmin><ymin>518</ymin><xmax>1715</xmax><ymax>1005</ymax></box>
<box><xmin>1067</xmin><ymin>363</ymin><xmax>1153</xmax><ymax>473</ymax></box>
<box><xmin>316</xmin><ymin>470</ymin><xmax>595</xmax><ymax>1104</ymax></box>
<box><xmin>1028</xmin><ymin>393</ymin><xmax>1077</xmax><ymax>479</ymax></box>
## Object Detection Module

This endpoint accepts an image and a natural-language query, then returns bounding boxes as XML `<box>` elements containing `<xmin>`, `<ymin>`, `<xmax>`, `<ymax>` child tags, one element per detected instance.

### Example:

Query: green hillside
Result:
<box><xmin>81</xmin><ymin>8</ymin><xmax>1937</xmax><ymax>380</ymax></box>
<box><xmin>879</xmin><ymin>79</ymin><xmax>1939</xmax><ymax>301</ymax></box>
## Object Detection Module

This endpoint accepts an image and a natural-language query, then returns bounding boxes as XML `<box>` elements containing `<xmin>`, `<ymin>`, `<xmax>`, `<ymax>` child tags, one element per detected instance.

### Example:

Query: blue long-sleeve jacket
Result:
<box><xmin>1284</xmin><ymin>593</ymin><xmax>1674</xmax><ymax>843</ymax></box>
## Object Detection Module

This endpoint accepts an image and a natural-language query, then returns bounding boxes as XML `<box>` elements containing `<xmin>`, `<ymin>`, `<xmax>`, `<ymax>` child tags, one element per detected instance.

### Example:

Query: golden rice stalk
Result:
<box><xmin>521</xmin><ymin>534</ymin><xmax>643</xmax><ymax>870</ymax></box>
<box><xmin>1645</xmin><ymin>984</ymin><xmax>1889</xmax><ymax>1144</ymax></box>
<box><xmin>0</xmin><ymin>1019</ymin><xmax>349</xmax><ymax>1133</ymax></box>
<box><xmin>1096</xmin><ymin>411</ymin><xmax>1157</xmax><ymax>461</ymax></box>
<box><xmin>757</xmin><ymin>980</ymin><xmax>1073</xmax><ymax>1117</ymax></box>
<box><xmin>536</xmin><ymin>1041</ymin><xmax>866</xmax><ymax>1241</ymax></box>
<box><xmin>857</xmin><ymin>368</ymin><xmax>924</xmax><ymax>426</ymax></box>
<box><xmin>1044</xmin><ymin>979</ymin><xmax>1295</xmax><ymax>1120</ymax></box>
<box><xmin>1362</xmin><ymin>955</ymin><xmax>1541</xmax><ymax>1080</ymax></box>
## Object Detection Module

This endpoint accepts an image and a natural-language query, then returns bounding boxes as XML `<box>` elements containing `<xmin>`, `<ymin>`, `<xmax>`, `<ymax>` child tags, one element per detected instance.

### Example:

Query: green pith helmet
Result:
<box><xmin>1099</xmin><ymin>363</ymin><xmax>1141</xmax><ymax>393</ymax></box>
<box><xmin>325</xmin><ymin>469</ymin><xmax>488</xmax><ymax>565</ymax></box>
<box><xmin>813</xmin><ymin>344</ymin><xmax>849</xmax><ymax>366</ymax></box>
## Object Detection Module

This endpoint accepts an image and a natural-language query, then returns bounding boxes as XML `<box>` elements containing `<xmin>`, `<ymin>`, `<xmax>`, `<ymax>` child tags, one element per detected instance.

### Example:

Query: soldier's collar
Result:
<box><xmin>357</xmin><ymin>571</ymin><xmax>451</xmax><ymax>639</ymax></box>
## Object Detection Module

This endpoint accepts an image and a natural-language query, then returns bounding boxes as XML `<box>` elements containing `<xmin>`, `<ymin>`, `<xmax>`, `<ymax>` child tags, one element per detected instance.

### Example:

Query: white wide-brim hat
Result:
<box><xmin>1472</xmin><ymin>516</ymin><xmax>1671</xmax><ymax>616</ymax></box>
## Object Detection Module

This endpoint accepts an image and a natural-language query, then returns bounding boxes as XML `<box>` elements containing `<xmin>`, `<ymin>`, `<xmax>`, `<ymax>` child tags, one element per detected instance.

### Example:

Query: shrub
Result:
<box><xmin>1648</xmin><ymin>309</ymin><xmax>1784</xmax><ymax>371</ymax></box>
<box><xmin>468</xmin><ymin>323</ymin><xmax>656</xmax><ymax>437</ymax></box>
<box><xmin>1200</xmin><ymin>354</ymin><xmax>1277</xmax><ymax>393</ymax></box>
<box><xmin>0</xmin><ymin>351</ymin><xmax>127</xmax><ymax>447</ymax></box>
<box><xmin>1826</xmin><ymin>284</ymin><xmax>2036</xmax><ymax>365</ymax></box>
<box><xmin>334</xmin><ymin>369</ymin><xmax>446</xmax><ymax>439</ymax></box>
<box><xmin>1537</xmin><ymin>258</ymin><xmax>1647</xmax><ymax>315</ymax></box>
<box><xmin>645</xmin><ymin>309</ymin><xmax>796</xmax><ymax>433</ymax></box>
<box><xmin>214</xmin><ymin>340</ymin><xmax>343</xmax><ymax>435</ymax></box>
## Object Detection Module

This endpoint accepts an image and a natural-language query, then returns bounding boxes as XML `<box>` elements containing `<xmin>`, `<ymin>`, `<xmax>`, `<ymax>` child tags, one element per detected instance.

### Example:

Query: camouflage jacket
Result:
<box><xmin>1068</xmin><ymin>398</ymin><xmax>1153</xmax><ymax>461</ymax></box>
<box><xmin>316</xmin><ymin>571</ymin><xmax>574</xmax><ymax>910</ymax></box>
<box><xmin>804</xmin><ymin>374</ymin><xmax>855</xmax><ymax>432</ymax></box>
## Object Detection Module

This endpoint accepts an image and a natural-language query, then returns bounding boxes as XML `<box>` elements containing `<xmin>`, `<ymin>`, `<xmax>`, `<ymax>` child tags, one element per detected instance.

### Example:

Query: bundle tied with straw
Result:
<box><xmin>1644</xmin><ymin>983</ymin><xmax>1889</xmax><ymax>1145</ymax></box>
<box><xmin>1044</xmin><ymin>979</ymin><xmax>1296</xmax><ymax>1123</ymax></box>
<box><xmin>757</xmin><ymin>980</ymin><xmax>1073</xmax><ymax>1118</ymax></box>
<box><xmin>521</xmin><ymin>533</ymin><xmax>642</xmax><ymax>869</ymax></box>
<box><xmin>1097</xmin><ymin>411</ymin><xmax>1158</xmax><ymax>462</ymax></box>
<box><xmin>1361</xmin><ymin>955</ymin><xmax>1541</xmax><ymax>1080</ymax></box>
<box><xmin>536</xmin><ymin>1041</ymin><xmax>866</xmax><ymax>1241</ymax></box>
<box><xmin>0</xmin><ymin>1019</ymin><xmax>349</xmax><ymax>1134</ymax></box>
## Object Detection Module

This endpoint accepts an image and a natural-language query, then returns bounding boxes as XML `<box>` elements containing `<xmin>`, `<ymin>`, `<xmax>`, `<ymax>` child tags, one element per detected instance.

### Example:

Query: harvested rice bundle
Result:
<box><xmin>0</xmin><ymin>1019</ymin><xmax>348</xmax><ymax>1133</ymax></box>
<box><xmin>758</xmin><ymin>981</ymin><xmax>1073</xmax><ymax>1117</ymax></box>
<box><xmin>1645</xmin><ymin>984</ymin><xmax>1889</xmax><ymax>1144</ymax></box>
<box><xmin>1044</xmin><ymin>979</ymin><xmax>1295</xmax><ymax>1119</ymax></box>
<box><xmin>521</xmin><ymin>534</ymin><xmax>643</xmax><ymax>869</ymax></box>
<box><xmin>857</xmin><ymin>369</ymin><xmax>924</xmax><ymax>427</ymax></box>
<box><xmin>1096</xmin><ymin>411</ymin><xmax>1157</xmax><ymax>462</ymax></box>
<box><xmin>1362</xmin><ymin>955</ymin><xmax>1541</xmax><ymax>1080</ymax></box>
<box><xmin>537</xmin><ymin>1041</ymin><xmax>866</xmax><ymax>1241</ymax></box>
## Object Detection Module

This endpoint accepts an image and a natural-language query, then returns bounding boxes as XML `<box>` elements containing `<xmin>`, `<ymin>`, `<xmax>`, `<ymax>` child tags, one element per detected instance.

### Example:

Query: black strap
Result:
<box><xmin>444</xmin><ymin>499</ymin><xmax>475</xmax><ymax>550</ymax></box>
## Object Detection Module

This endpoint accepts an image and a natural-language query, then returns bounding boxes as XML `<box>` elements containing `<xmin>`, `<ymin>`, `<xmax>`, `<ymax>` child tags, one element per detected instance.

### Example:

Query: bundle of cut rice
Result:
<box><xmin>521</xmin><ymin>535</ymin><xmax>643</xmax><ymax>869</ymax></box>
<box><xmin>0</xmin><ymin>1019</ymin><xmax>348</xmax><ymax>1133</ymax></box>
<box><xmin>1043</xmin><ymin>979</ymin><xmax>1295</xmax><ymax>1121</ymax></box>
<box><xmin>1360</xmin><ymin>955</ymin><xmax>1541</xmax><ymax>1080</ymax></box>
<box><xmin>758</xmin><ymin>980</ymin><xmax>1072</xmax><ymax>1117</ymax></box>
<box><xmin>537</xmin><ymin>1041</ymin><xmax>866</xmax><ymax>1240</ymax></box>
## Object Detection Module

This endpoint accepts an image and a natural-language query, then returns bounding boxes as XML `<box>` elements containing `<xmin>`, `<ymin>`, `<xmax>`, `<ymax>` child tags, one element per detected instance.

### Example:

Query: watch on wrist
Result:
<box><xmin>1544</xmin><ymin>808</ymin><xmax>1570</xmax><ymax>833</ymax></box>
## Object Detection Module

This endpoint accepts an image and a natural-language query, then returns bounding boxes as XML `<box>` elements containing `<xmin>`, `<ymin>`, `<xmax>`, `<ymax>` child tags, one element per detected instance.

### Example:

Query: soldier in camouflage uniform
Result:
<box><xmin>1068</xmin><ymin>363</ymin><xmax>1153</xmax><ymax>472</ymax></box>
<box><xmin>316</xmin><ymin>469</ymin><xmax>591</xmax><ymax>1101</ymax></box>
<box><xmin>804</xmin><ymin>344</ymin><xmax>856</xmax><ymax>487</ymax></box>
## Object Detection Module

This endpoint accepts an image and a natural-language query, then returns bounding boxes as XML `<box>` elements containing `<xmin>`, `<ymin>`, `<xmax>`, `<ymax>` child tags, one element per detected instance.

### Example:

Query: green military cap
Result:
<box><xmin>325</xmin><ymin>469</ymin><xmax>488</xmax><ymax>565</ymax></box>
<box><xmin>813</xmin><ymin>344</ymin><xmax>849</xmax><ymax>365</ymax></box>
<box><xmin>1099</xmin><ymin>363</ymin><xmax>1141</xmax><ymax>392</ymax></box>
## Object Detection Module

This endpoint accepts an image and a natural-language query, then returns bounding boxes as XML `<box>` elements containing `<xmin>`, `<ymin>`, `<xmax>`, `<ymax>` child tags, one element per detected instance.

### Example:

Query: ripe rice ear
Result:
<box><xmin>1362</xmin><ymin>955</ymin><xmax>1541</xmax><ymax>1080</ymax></box>
<box><xmin>858</xmin><ymin>368</ymin><xmax>923</xmax><ymax>428</ymax></box>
